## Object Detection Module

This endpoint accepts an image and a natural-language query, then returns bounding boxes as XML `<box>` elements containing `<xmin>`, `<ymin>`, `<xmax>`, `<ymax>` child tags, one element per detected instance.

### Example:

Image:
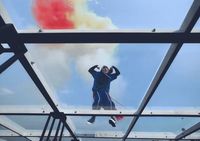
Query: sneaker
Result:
<box><xmin>109</xmin><ymin>118</ymin><xmax>116</xmax><ymax>127</ymax></box>
<box><xmin>87</xmin><ymin>116</ymin><xmax>95</xmax><ymax>124</ymax></box>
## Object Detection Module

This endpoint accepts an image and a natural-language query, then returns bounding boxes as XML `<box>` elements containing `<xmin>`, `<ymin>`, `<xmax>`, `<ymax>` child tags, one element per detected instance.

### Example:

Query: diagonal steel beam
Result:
<box><xmin>123</xmin><ymin>0</ymin><xmax>200</xmax><ymax>140</ymax></box>
<box><xmin>175</xmin><ymin>122</ymin><xmax>200</xmax><ymax>140</ymax></box>
<box><xmin>0</xmin><ymin>16</ymin><xmax>78</xmax><ymax>140</ymax></box>
<box><xmin>0</xmin><ymin>116</ymin><xmax>38</xmax><ymax>141</ymax></box>
<box><xmin>0</xmin><ymin>54</ymin><xmax>18</xmax><ymax>74</ymax></box>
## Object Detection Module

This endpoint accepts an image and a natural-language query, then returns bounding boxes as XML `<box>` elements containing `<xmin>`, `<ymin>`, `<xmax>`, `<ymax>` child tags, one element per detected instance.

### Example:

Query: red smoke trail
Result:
<box><xmin>32</xmin><ymin>0</ymin><xmax>75</xmax><ymax>29</ymax></box>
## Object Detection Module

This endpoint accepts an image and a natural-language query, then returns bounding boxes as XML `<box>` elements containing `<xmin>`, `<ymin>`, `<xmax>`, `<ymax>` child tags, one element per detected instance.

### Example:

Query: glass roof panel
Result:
<box><xmin>81</xmin><ymin>139</ymin><xmax>121</xmax><ymax>141</ymax></box>
<box><xmin>146</xmin><ymin>44</ymin><xmax>200</xmax><ymax>109</ymax></box>
<box><xmin>70</xmin><ymin>116</ymin><xmax>132</xmax><ymax>137</ymax></box>
<box><xmin>0</xmin><ymin>57</ymin><xmax>52</xmax><ymax>110</ymax></box>
<box><xmin>1</xmin><ymin>0</ymin><xmax>193</xmax><ymax>30</ymax></box>
<box><xmin>192</xmin><ymin>19</ymin><xmax>200</xmax><ymax>32</ymax></box>
<box><xmin>0</xmin><ymin>137</ymin><xmax>29</xmax><ymax>141</ymax></box>
<box><xmin>0</xmin><ymin>125</ymin><xmax>7</xmax><ymax>130</ymax></box>
<box><xmin>26</xmin><ymin>43</ymin><xmax>168</xmax><ymax>109</ymax></box>
<box><xmin>132</xmin><ymin>117</ymin><xmax>200</xmax><ymax>134</ymax></box>
<box><xmin>186</xmin><ymin>129</ymin><xmax>200</xmax><ymax>139</ymax></box>
<box><xmin>0</xmin><ymin>53</ymin><xmax>14</xmax><ymax>66</ymax></box>
<box><xmin>5</xmin><ymin>115</ymin><xmax>48</xmax><ymax>130</ymax></box>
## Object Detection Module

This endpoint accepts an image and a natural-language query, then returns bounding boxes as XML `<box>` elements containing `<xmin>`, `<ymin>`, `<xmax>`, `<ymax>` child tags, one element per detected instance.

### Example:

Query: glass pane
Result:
<box><xmin>0</xmin><ymin>53</ymin><xmax>14</xmax><ymax>66</ymax></box>
<box><xmin>1</xmin><ymin>0</ymin><xmax>192</xmax><ymax>30</ymax></box>
<box><xmin>186</xmin><ymin>129</ymin><xmax>200</xmax><ymax>139</ymax></box>
<box><xmin>0</xmin><ymin>57</ymin><xmax>52</xmax><ymax>111</ymax></box>
<box><xmin>0</xmin><ymin>115</ymin><xmax>68</xmax><ymax>138</ymax></box>
<box><xmin>27</xmin><ymin>44</ymin><xmax>168</xmax><ymax>109</ymax></box>
<box><xmin>132</xmin><ymin>117</ymin><xmax>200</xmax><ymax>135</ymax></box>
<box><xmin>5</xmin><ymin>115</ymin><xmax>48</xmax><ymax>130</ymax></box>
<box><xmin>0</xmin><ymin>125</ymin><xmax>7</xmax><ymax>130</ymax></box>
<box><xmin>0</xmin><ymin>137</ymin><xmax>30</xmax><ymax>141</ymax></box>
<box><xmin>192</xmin><ymin>19</ymin><xmax>200</xmax><ymax>32</ymax></box>
<box><xmin>81</xmin><ymin>139</ymin><xmax>121</xmax><ymax>141</ymax></box>
<box><xmin>70</xmin><ymin>116</ymin><xmax>132</xmax><ymax>137</ymax></box>
<box><xmin>136</xmin><ymin>117</ymin><xmax>200</xmax><ymax>133</ymax></box>
<box><xmin>147</xmin><ymin>44</ymin><xmax>200</xmax><ymax>108</ymax></box>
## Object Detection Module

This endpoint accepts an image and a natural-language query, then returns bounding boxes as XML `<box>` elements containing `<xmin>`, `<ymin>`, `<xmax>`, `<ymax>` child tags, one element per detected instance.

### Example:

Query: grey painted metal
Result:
<box><xmin>59</xmin><ymin>124</ymin><xmax>65</xmax><ymax>141</ymax></box>
<box><xmin>180</xmin><ymin>0</ymin><xmax>200</xmax><ymax>33</ymax></box>
<box><xmin>0</xmin><ymin>16</ymin><xmax>78</xmax><ymax>140</ymax></box>
<box><xmin>54</xmin><ymin>119</ymin><xmax>62</xmax><ymax>141</ymax></box>
<box><xmin>40</xmin><ymin>114</ymin><xmax>51</xmax><ymax>141</ymax></box>
<box><xmin>175</xmin><ymin>122</ymin><xmax>200</xmax><ymax>140</ymax></box>
<box><xmin>123</xmin><ymin>0</ymin><xmax>200</xmax><ymax>140</ymax></box>
<box><xmin>0</xmin><ymin>54</ymin><xmax>18</xmax><ymax>74</ymax></box>
<box><xmin>0</xmin><ymin>48</ymin><xmax>13</xmax><ymax>54</ymax></box>
<box><xmin>1</xmin><ymin>31</ymin><xmax>200</xmax><ymax>44</ymax></box>
<box><xmin>1</xmin><ymin>131</ymin><xmax>200</xmax><ymax>140</ymax></box>
<box><xmin>46</xmin><ymin>118</ymin><xmax>56</xmax><ymax>141</ymax></box>
<box><xmin>0</xmin><ymin>44</ymin><xmax>13</xmax><ymax>54</ymax></box>
<box><xmin>0</xmin><ymin>15</ymin><xmax>5</xmax><ymax>26</ymax></box>
<box><xmin>1</xmin><ymin>107</ymin><xmax>200</xmax><ymax>117</ymax></box>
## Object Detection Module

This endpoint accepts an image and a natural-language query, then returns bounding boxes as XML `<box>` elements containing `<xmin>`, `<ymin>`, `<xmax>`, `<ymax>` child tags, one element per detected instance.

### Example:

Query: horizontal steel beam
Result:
<box><xmin>0</xmin><ymin>107</ymin><xmax>200</xmax><ymax>117</ymax></box>
<box><xmin>0</xmin><ymin>130</ymin><xmax>200</xmax><ymax>140</ymax></box>
<box><xmin>1</xmin><ymin>31</ymin><xmax>200</xmax><ymax>43</ymax></box>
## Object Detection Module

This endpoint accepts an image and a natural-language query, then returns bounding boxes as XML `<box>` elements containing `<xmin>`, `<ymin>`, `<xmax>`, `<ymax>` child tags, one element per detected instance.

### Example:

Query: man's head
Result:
<box><xmin>101</xmin><ymin>65</ymin><xmax>109</xmax><ymax>74</ymax></box>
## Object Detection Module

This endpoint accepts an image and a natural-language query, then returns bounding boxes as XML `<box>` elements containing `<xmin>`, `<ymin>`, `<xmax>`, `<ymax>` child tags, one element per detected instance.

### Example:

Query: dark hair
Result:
<box><xmin>101</xmin><ymin>65</ymin><xmax>109</xmax><ymax>72</ymax></box>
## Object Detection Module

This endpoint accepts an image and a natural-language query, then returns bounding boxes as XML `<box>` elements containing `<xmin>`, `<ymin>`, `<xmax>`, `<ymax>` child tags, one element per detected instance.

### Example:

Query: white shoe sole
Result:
<box><xmin>87</xmin><ymin>121</ymin><xmax>93</xmax><ymax>125</ymax></box>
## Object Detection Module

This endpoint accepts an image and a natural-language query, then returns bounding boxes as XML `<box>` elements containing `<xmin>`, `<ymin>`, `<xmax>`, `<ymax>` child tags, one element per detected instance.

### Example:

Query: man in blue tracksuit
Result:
<box><xmin>87</xmin><ymin>65</ymin><xmax>120</xmax><ymax>127</ymax></box>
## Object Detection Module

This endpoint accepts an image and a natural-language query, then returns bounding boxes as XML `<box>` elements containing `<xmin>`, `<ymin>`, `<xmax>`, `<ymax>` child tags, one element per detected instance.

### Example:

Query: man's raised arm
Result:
<box><xmin>112</xmin><ymin>66</ymin><xmax>120</xmax><ymax>76</ymax></box>
<box><xmin>88</xmin><ymin>65</ymin><xmax>99</xmax><ymax>74</ymax></box>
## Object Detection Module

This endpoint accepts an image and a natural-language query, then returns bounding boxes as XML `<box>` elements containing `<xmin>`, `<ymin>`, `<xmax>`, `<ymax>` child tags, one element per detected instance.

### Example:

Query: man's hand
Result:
<box><xmin>111</xmin><ymin>66</ymin><xmax>120</xmax><ymax>75</ymax></box>
<box><xmin>94</xmin><ymin>65</ymin><xmax>100</xmax><ymax>70</ymax></box>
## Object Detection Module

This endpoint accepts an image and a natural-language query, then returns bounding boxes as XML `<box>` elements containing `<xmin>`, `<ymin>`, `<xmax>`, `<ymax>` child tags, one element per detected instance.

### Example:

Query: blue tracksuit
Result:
<box><xmin>89</xmin><ymin>65</ymin><xmax>120</xmax><ymax>110</ymax></box>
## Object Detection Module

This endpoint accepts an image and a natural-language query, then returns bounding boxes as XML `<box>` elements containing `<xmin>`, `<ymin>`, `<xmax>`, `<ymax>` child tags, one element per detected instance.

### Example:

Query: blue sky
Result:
<box><xmin>1</xmin><ymin>0</ymin><xmax>200</xmax><ymax>135</ymax></box>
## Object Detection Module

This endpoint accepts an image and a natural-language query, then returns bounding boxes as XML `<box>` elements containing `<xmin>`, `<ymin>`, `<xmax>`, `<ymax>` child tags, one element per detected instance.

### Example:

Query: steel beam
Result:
<box><xmin>46</xmin><ymin>118</ymin><xmax>56</xmax><ymax>141</ymax></box>
<box><xmin>0</xmin><ymin>107</ymin><xmax>200</xmax><ymax>117</ymax></box>
<box><xmin>59</xmin><ymin>124</ymin><xmax>65</xmax><ymax>141</ymax></box>
<box><xmin>0</xmin><ymin>15</ymin><xmax>78</xmax><ymax>140</ymax></box>
<box><xmin>40</xmin><ymin>114</ymin><xmax>51</xmax><ymax>141</ymax></box>
<box><xmin>0</xmin><ymin>54</ymin><xmax>18</xmax><ymax>74</ymax></box>
<box><xmin>123</xmin><ymin>0</ymin><xmax>200</xmax><ymax>140</ymax></box>
<box><xmin>175</xmin><ymin>122</ymin><xmax>200</xmax><ymax>140</ymax></box>
<box><xmin>0</xmin><ymin>116</ymin><xmax>38</xmax><ymax>141</ymax></box>
<box><xmin>0</xmin><ymin>31</ymin><xmax>199</xmax><ymax>44</ymax></box>
<box><xmin>0</xmin><ymin>130</ymin><xmax>200</xmax><ymax>140</ymax></box>
<box><xmin>54</xmin><ymin>119</ymin><xmax>62</xmax><ymax>141</ymax></box>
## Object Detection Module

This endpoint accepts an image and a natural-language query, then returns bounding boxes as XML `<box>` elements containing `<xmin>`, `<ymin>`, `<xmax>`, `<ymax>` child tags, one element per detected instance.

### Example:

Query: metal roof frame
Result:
<box><xmin>0</xmin><ymin>0</ymin><xmax>200</xmax><ymax>141</ymax></box>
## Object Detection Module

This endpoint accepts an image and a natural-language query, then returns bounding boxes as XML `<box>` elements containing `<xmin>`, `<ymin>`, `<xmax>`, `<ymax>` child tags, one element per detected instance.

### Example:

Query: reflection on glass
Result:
<box><xmin>5</xmin><ymin>115</ymin><xmax>48</xmax><ymax>130</ymax></box>
<box><xmin>132</xmin><ymin>117</ymin><xmax>200</xmax><ymax>134</ymax></box>
<box><xmin>0</xmin><ymin>137</ymin><xmax>28</xmax><ymax>141</ymax></box>
<box><xmin>147</xmin><ymin>44</ymin><xmax>200</xmax><ymax>108</ymax></box>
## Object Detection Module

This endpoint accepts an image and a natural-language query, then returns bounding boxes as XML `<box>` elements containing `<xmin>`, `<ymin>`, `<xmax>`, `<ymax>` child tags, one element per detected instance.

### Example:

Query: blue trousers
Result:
<box><xmin>92</xmin><ymin>90</ymin><xmax>116</xmax><ymax>110</ymax></box>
